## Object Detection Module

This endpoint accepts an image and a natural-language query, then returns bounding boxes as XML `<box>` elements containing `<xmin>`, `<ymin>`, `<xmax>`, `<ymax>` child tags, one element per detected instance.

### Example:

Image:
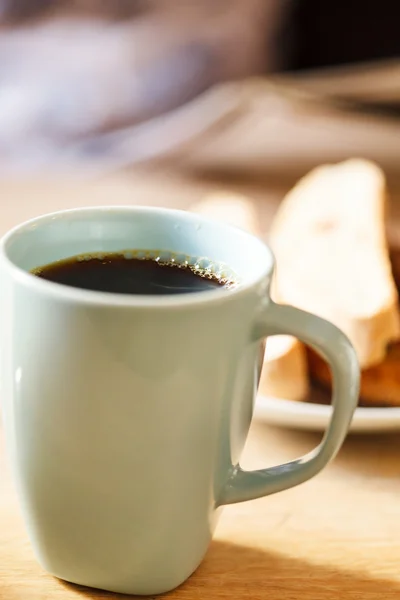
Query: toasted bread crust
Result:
<box><xmin>307</xmin><ymin>344</ymin><xmax>400</xmax><ymax>407</ymax></box>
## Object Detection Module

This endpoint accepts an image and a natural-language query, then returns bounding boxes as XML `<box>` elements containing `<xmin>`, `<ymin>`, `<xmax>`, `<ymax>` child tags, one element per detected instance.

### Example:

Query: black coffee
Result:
<box><xmin>32</xmin><ymin>251</ymin><xmax>234</xmax><ymax>295</ymax></box>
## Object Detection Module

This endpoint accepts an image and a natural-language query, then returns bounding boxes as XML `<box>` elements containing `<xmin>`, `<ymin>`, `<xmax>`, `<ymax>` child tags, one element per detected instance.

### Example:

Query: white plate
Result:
<box><xmin>254</xmin><ymin>395</ymin><xmax>400</xmax><ymax>434</ymax></box>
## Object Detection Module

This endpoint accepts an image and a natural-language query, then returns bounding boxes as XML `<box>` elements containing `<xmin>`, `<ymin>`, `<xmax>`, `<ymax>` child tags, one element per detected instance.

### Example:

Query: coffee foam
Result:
<box><xmin>34</xmin><ymin>249</ymin><xmax>239</xmax><ymax>289</ymax></box>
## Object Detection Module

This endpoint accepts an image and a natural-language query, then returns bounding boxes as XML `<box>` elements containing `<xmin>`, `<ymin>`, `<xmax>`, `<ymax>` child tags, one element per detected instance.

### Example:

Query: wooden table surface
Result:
<box><xmin>1</xmin><ymin>169</ymin><xmax>400</xmax><ymax>600</ymax></box>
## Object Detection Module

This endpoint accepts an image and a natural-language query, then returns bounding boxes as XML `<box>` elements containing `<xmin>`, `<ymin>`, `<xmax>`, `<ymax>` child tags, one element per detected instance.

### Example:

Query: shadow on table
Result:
<box><xmin>58</xmin><ymin>539</ymin><xmax>400</xmax><ymax>600</ymax></box>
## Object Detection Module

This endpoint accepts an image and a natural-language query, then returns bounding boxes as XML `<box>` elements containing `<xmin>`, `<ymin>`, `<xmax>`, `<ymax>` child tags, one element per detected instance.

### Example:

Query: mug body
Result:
<box><xmin>0</xmin><ymin>207</ymin><xmax>272</xmax><ymax>595</ymax></box>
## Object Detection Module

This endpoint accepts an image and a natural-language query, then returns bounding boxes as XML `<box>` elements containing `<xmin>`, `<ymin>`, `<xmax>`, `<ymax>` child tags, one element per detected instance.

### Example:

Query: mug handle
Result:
<box><xmin>219</xmin><ymin>301</ymin><xmax>360</xmax><ymax>506</ymax></box>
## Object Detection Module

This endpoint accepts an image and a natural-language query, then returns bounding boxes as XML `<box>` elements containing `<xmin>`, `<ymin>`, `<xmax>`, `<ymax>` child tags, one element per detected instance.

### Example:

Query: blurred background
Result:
<box><xmin>1</xmin><ymin>0</ymin><xmax>400</xmax><ymax>180</ymax></box>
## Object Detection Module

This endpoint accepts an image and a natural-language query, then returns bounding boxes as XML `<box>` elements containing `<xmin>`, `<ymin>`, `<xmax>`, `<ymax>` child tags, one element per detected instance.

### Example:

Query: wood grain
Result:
<box><xmin>2</xmin><ymin>424</ymin><xmax>400</xmax><ymax>600</ymax></box>
<box><xmin>1</xmin><ymin>169</ymin><xmax>400</xmax><ymax>599</ymax></box>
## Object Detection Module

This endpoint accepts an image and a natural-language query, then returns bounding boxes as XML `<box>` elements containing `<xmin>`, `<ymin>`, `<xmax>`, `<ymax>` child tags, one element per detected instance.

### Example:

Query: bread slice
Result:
<box><xmin>191</xmin><ymin>191</ymin><xmax>309</xmax><ymax>401</ymax></box>
<box><xmin>269</xmin><ymin>158</ymin><xmax>400</xmax><ymax>369</ymax></box>
<box><xmin>259</xmin><ymin>335</ymin><xmax>309</xmax><ymax>401</ymax></box>
<box><xmin>307</xmin><ymin>343</ymin><xmax>400</xmax><ymax>407</ymax></box>
<box><xmin>190</xmin><ymin>191</ymin><xmax>261</xmax><ymax>235</ymax></box>
<box><xmin>307</xmin><ymin>247</ymin><xmax>400</xmax><ymax>407</ymax></box>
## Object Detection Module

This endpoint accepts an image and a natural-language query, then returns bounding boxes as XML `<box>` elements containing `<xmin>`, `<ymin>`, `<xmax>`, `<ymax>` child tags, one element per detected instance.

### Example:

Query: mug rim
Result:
<box><xmin>0</xmin><ymin>205</ymin><xmax>274</xmax><ymax>308</ymax></box>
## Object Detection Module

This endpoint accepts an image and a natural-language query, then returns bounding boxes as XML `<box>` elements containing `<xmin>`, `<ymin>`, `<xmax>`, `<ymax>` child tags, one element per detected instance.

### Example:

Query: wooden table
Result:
<box><xmin>1</xmin><ymin>169</ymin><xmax>400</xmax><ymax>599</ymax></box>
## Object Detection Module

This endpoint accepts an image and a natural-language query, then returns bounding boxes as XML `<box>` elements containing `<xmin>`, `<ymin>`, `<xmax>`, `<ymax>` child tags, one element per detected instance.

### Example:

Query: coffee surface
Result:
<box><xmin>32</xmin><ymin>252</ymin><xmax>232</xmax><ymax>295</ymax></box>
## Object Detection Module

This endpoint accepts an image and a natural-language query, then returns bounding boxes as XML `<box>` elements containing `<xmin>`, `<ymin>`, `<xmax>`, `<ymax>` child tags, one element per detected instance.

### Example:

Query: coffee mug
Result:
<box><xmin>0</xmin><ymin>206</ymin><xmax>359</xmax><ymax>595</ymax></box>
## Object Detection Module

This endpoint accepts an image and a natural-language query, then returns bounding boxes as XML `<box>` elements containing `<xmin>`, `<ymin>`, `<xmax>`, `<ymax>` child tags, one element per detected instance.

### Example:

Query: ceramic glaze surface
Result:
<box><xmin>0</xmin><ymin>207</ymin><xmax>359</xmax><ymax>595</ymax></box>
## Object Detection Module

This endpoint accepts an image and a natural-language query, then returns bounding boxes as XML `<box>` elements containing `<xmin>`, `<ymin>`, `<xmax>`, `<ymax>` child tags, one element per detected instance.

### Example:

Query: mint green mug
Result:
<box><xmin>0</xmin><ymin>206</ymin><xmax>359</xmax><ymax>595</ymax></box>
